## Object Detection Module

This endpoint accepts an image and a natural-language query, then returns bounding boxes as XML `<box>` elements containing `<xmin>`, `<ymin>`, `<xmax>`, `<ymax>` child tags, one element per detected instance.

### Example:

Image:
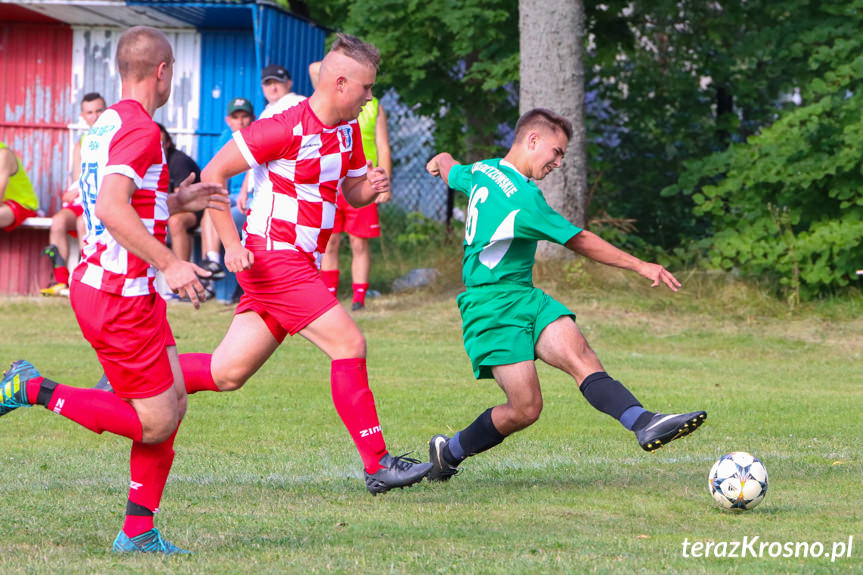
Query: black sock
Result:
<box><xmin>579</xmin><ymin>371</ymin><xmax>643</xmax><ymax>420</ymax></box>
<box><xmin>35</xmin><ymin>378</ymin><xmax>60</xmax><ymax>407</ymax></box>
<box><xmin>125</xmin><ymin>500</ymin><xmax>154</xmax><ymax>516</ymax></box>
<box><xmin>448</xmin><ymin>408</ymin><xmax>506</xmax><ymax>463</ymax></box>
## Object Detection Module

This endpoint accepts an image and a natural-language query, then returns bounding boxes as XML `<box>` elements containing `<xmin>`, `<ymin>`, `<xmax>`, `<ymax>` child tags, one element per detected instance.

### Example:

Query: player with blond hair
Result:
<box><xmin>178</xmin><ymin>33</ymin><xmax>431</xmax><ymax>494</ymax></box>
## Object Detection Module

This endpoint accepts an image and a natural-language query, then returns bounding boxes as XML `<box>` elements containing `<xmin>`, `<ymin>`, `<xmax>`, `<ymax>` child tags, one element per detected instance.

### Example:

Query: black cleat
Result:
<box><xmin>200</xmin><ymin>278</ymin><xmax>216</xmax><ymax>301</ymax></box>
<box><xmin>636</xmin><ymin>411</ymin><xmax>707</xmax><ymax>452</ymax></box>
<box><xmin>200</xmin><ymin>257</ymin><xmax>226</xmax><ymax>281</ymax></box>
<box><xmin>428</xmin><ymin>434</ymin><xmax>460</xmax><ymax>482</ymax></box>
<box><xmin>93</xmin><ymin>373</ymin><xmax>113</xmax><ymax>392</ymax></box>
<box><xmin>364</xmin><ymin>452</ymin><xmax>432</xmax><ymax>495</ymax></box>
<box><xmin>42</xmin><ymin>244</ymin><xmax>60</xmax><ymax>266</ymax></box>
<box><xmin>351</xmin><ymin>301</ymin><xmax>365</xmax><ymax>311</ymax></box>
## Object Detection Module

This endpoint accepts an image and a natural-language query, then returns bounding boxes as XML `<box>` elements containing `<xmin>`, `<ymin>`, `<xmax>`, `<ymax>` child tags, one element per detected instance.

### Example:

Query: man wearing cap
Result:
<box><xmin>199</xmin><ymin>97</ymin><xmax>256</xmax><ymax>288</ymax></box>
<box><xmin>233</xmin><ymin>66</ymin><xmax>308</xmax><ymax>245</ymax></box>
<box><xmin>259</xmin><ymin>64</ymin><xmax>305</xmax><ymax>119</ymax></box>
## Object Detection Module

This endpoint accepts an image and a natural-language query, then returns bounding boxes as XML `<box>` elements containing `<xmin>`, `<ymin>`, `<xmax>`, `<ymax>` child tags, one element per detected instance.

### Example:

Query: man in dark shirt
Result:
<box><xmin>159</xmin><ymin>123</ymin><xmax>203</xmax><ymax>265</ymax></box>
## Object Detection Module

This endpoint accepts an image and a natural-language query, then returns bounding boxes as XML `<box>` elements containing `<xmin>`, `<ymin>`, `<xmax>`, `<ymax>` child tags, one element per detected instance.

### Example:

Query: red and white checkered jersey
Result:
<box><xmin>73</xmin><ymin>99</ymin><xmax>169</xmax><ymax>296</ymax></box>
<box><xmin>233</xmin><ymin>99</ymin><xmax>367</xmax><ymax>265</ymax></box>
<box><xmin>259</xmin><ymin>92</ymin><xmax>306</xmax><ymax>120</ymax></box>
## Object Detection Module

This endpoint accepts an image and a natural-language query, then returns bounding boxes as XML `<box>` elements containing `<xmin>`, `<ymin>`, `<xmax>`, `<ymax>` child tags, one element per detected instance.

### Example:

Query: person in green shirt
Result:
<box><xmin>0</xmin><ymin>142</ymin><xmax>38</xmax><ymax>232</ymax></box>
<box><xmin>424</xmin><ymin>108</ymin><xmax>706</xmax><ymax>481</ymax></box>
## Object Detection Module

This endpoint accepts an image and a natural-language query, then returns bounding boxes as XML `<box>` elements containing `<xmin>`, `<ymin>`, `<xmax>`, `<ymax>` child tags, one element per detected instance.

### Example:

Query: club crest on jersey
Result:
<box><xmin>337</xmin><ymin>125</ymin><xmax>353</xmax><ymax>149</ymax></box>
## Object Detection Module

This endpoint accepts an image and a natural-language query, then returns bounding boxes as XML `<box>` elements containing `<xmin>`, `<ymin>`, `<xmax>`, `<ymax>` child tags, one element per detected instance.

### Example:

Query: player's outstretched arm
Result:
<box><xmin>565</xmin><ymin>230</ymin><xmax>682</xmax><ymax>292</ymax></box>
<box><xmin>96</xmin><ymin>174</ymin><xmax>210</xmax><ymax>307</ymax></box>
<box><xmin>167</xmin><ymin>173</ymin><xmax>229</xmax><ymax>215</ymax></box>
<box><xmin>426</xmin><ymin>153</ymin><xmax>460</xmax><ymax>186</ymax></box>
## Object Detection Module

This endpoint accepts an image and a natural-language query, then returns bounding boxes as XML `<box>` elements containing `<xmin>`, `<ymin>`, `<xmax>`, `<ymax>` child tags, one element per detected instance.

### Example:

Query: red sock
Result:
<box><xmin>27</xmin><ymin>379</ymin><xmax>142</xmax><ymax>441</ymax></box>
<box><xmin>321</xmin><ymin>270</ymin><xmax>340</xmax><ymax>295</ymax></box>
<box><xmin>330</xmin><ymin>358</ymin><xmax>387</xmax><ymax>473</ymax></box>
<box><xmin>123</xmin><ymin>514</ymin><xmax>154</xmax><ymax>538</ymax></box>
<box><xmin>352</xmin><ymin>283</ymin><xmax>369</xmax><ymax>305</ymax></box>
<box><xmin>124</xmin><ymin>425</ymin><xmax>179</xmax><ymax>537</ymax></box>
<box><xmin>179</xmin><ymin>353</ymin><xmax>219</xmax><ymax>394</ymax></box>
<box><xmin>53</xmin><ymin>266</ymin><xmax>70</xmax><ymax>286</ymax></box>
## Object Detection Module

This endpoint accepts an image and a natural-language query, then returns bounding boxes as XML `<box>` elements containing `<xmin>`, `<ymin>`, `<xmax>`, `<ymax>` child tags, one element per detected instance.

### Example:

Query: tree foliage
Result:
<box><xmin>303</xmin><ymin>0</ymin><xmax>520</xmax><ymax>160</ymax></box>
<box><xmin>663</xmin><ymin>1</ymin><xmax>863</xmax><ymax>299</ymax></box>
<box><xmin>585</xmin><ymin>0</ymin><xmax>818</xmax><ymax>251</ymax></box>
<box><xmin>295</xmin><ymin>0</ymin><xmax>863</xmax><ymax>297</ymax></box>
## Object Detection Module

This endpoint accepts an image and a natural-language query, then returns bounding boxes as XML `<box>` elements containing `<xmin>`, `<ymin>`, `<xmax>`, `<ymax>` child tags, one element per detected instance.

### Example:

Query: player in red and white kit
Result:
<box><xmin>177</xmin><ymin>34</ymin><xmax>432</xmax><ymax>494</ymax></box>
<box><xmin>0</xmin><ymin>27</ymin><xmax>227</xmax><ymax>554</ymax></box>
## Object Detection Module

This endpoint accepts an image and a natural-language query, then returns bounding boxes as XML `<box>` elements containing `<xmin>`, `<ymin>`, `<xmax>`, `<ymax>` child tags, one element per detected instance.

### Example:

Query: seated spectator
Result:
<box><xmin>198</xmin><ymin>97</ymin><xmax>255</xmax><ymax>296</ymax></box>
<box><xmin>160</xmin><ymin>123</ymin><xmax>202</xmax><ymax>265</ymax></box>
<box><xmin>0</xmin><ymin>142</ymin><xmax>38</xmax><ymax>232</ymax></box>
<box><xmin>42</xmin><ymin>92</ymin><xmax>107</xmax><ymax>296</ymax></box>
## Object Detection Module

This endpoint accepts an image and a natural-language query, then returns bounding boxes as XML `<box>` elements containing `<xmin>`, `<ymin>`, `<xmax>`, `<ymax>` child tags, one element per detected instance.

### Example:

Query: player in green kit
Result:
<box><xmin>424</xmin><ymin>108</ymin><xmax>706</xmax><ymax>481</ymax></box>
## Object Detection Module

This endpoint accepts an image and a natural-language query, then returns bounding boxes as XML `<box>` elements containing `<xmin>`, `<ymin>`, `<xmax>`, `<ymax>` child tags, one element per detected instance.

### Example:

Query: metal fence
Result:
<box><xmin>379</xmin><ymin>90</ymin><xmax>449</xmax><ymax>228</ymax></box>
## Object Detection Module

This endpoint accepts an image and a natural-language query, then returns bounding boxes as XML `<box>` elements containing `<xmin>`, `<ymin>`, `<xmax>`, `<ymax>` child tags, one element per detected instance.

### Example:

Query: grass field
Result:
<box><xmin>0</xmin><ymin>264</ymin><xmax>861</xmax><ymax>574</ymax></box>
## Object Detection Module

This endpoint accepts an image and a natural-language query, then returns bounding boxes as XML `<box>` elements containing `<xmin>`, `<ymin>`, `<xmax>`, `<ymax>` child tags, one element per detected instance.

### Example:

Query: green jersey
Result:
<box><xmin>448</xmin><ymin>159</ymin><xmax>581</xmax><ymax>287</ymax></box>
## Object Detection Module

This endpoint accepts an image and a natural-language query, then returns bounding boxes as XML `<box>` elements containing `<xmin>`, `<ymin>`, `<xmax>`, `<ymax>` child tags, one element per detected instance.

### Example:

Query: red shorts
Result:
<box><xmin>236</xmin><ymin>236</ymin><xmax>338</xmax><ymax>343</ymax></box>
<box><xmin>2</xmin><ymin>199</ymin><xmax>37</xmax><ymax>232</ymax></box>
<box><xmin>333</xmin><ymin>193</ymin><xmax>380</xmax><ymax>238</ymax></box>
<box><xmin>61</xmin><ymin>201</ymin><xmax>84</xmax><ymax>218</ymax></box>
<box><xmin>60</xmin><ymin>202</ymin><xmax>84</xmax><ymax>237</ymax></box>
<box><xmin>70</xmin><ymin>281</ymin><xmax>176</xmax><ymax>399</ymax></box>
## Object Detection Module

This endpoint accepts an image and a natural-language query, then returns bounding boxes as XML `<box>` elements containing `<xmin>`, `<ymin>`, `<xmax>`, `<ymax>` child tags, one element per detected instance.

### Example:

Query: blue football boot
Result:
<box><xmin>0</xmin><ymin>360</ymin><xmax>39</xmax><ymax>417</ymax></box>
<box><xmin>113</xmin><ymin>528</ymin><xmax>190</xmax><ymax>555</ymax></box>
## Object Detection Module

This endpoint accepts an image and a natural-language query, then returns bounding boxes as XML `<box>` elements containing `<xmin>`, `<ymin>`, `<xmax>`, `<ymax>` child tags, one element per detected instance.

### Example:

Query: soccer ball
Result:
<box><xmin>708</xmin><ymin>452</ymin><xmax>768</xmax><ymax>510</ymax></box>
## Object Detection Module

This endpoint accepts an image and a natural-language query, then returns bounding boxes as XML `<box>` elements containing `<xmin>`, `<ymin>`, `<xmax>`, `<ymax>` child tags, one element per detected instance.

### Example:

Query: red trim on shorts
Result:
<box><xmin>61</xmin><ymin>202</ymin><xmax>85</xmax><ymax>218</ymax></box>
<box><xmin>59</xmin><ymin>203</ymin><xmax>84</xmax><ymax>237</ymax></box>
<box><xmin>2</xmin><ymin>199</ymin><xmax>37</xmax><ymax>231</ymax></box>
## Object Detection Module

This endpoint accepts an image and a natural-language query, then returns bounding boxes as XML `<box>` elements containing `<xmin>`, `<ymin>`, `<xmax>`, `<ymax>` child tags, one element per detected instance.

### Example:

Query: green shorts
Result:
<box><xmin>457</xmin><ymin>283</ymin><xmax>575</xmax><ymax>379</ymax></box>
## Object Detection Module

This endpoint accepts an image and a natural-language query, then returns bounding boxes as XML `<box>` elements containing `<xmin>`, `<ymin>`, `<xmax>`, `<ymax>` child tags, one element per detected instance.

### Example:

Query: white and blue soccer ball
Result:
<box><xmin>708</xmin><ymin>452</ymin><xmax>768</xmax><ymax>510</ymax></box>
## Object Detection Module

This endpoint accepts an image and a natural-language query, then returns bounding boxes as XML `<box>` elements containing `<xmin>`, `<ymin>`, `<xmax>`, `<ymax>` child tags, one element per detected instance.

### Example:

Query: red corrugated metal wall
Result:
<box><xmin>1</xmin><ymin>10</ymin><xmax>73</xmax><ymax>295</ymax></box>
<box><xmin>0</xmin><ymin>226</ymin><xmax>53</xmax><ymax>296</ymax></box>
<box><xmin>0</xmin><ymin>15</ymin><xmax>74</xmax><ymax>216</ymax></box>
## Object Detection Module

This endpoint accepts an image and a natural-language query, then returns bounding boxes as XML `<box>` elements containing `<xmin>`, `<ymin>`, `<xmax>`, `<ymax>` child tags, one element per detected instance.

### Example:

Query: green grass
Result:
<box><xmin>0</xmin><ymin>268</ymin><xmax>861</xmax><ymax>574</ymax></box>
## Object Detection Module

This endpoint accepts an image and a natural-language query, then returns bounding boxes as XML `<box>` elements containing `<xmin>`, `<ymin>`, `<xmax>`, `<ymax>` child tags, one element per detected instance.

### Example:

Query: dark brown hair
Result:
<box><xmin>514</xmin><ymin>108</ymin><xmax>573</xmax><ymax>142</ymax></box>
